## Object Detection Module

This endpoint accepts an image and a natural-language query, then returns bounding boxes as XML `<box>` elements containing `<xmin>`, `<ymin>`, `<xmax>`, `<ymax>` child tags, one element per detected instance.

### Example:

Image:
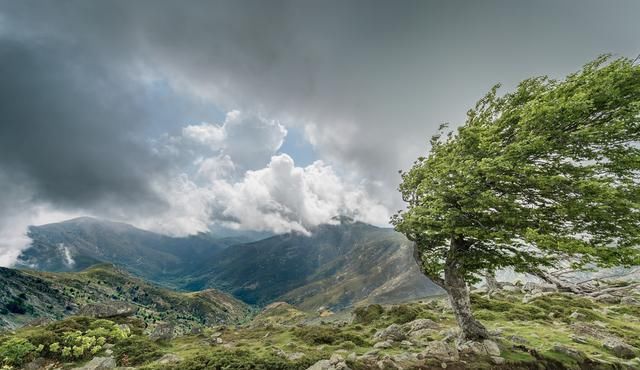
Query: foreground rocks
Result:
<box><xmin>72</xmin><ymin>356</ymin><xmax>116</xmax><ymax>370</ymax></box>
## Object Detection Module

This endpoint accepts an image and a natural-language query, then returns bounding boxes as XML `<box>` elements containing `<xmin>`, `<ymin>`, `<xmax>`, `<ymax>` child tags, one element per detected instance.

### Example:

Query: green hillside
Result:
<box><xmin>1</xmin><ymin>282</ymin><xmax>639</xmax><ymax>369</ymax></box>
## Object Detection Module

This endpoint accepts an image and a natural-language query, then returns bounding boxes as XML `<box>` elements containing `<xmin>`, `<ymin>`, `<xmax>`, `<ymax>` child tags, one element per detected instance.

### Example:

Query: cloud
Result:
<box><xmin>182</xmin><ymin>110</ymin><xmax>287</xmax><ymax>171</ymax></box>
<box><xmin>131</xmin><ymin>151</ymin><xmax>389</xmax><ymax>237</ymax></box>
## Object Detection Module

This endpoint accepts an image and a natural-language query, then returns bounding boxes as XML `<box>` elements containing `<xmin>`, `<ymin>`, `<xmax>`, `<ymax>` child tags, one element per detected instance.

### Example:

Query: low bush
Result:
<box><xmin>352</xmin><ymin>304</ymin><xmax>383</xmax><ymax>324</ymax></box>
<box><xmin>293</xmin><ymin>325</ymin><xmax>368</xmax><ymax>346</ymax></box>
<box><xmin>144</xmin><ymin>349</ymin><xmax>318</xmax><ymax>370</ymax></box>
<box><xmin>113</xmin><ymin>335</ymin><xmax>162</xmax><ymax>366</ymax></box>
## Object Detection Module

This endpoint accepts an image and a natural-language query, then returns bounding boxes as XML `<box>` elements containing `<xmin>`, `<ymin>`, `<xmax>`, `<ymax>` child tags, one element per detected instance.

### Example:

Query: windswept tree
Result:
<box><xmin>392</xmin><ymin>56</ymin><xmax>640</xmax><ymax>340</ymax></box>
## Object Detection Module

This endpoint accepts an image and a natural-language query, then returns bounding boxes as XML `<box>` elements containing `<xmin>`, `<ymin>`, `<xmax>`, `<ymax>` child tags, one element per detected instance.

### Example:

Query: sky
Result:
<box><xmin>1</xmin><ymin>0</ymin><xmax>639</xmax><ymax>265</ymax></box>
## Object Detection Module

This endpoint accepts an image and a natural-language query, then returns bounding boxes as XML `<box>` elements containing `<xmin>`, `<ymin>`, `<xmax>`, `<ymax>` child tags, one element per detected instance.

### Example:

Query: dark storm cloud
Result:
<box><xmin>0</xmin><ymin>36</ymin><xmax>165</xmax><ymax>208</ymax></box>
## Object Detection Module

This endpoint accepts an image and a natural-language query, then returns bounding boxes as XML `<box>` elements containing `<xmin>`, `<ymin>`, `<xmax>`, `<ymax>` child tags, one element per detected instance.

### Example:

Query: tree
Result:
<box><xmin>392</xmin><ymin>56</ymin><xmax>640</xmax><ymax>340</ymax></box>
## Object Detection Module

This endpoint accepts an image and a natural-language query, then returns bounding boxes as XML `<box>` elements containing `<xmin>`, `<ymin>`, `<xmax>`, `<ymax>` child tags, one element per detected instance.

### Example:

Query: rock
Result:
<box><xmin>569</xmin><ymin>311</ymin><xmax>586</xmax><ymax>320</ymax></box>
<box><xmin>374</xmin><ymin>340</ymin><xmax>393</xmax><ymax>349</ymax></box>
<box><xmin>72</xmin><ymin>357</ymin><xmax>116</xmax><ymax>370</ymax></box>
<box><xmin>190</xmin><ymin>326</ymin><xmax>203</xmax><ymax>335</ymax></box>
<box><xmin>570</xmin><ymin>335</ymin><xmax>589</xmax><ymax>344</ymax></box>
<box><xmin>149</xmin><ymin>322</ymin><xmax>175</xmax><ymax>341</ymax></box>
<box><xmin>400</xmin><ymin>340</ymin><xmax>414</xmax><ymax>347</ymax></box>
<box><xmin>522</xmin><ymin>282</ymin><xmax>556</xmax><ymax>293</ymax></box>
<box><xmin>403</xmin><ymin>318</ymin><xmax>440</xmax><ymax>333</ymax></box>
<box><xmin>594</xmin><ymin>294</ymin><xmax>620</xmax><ymax>304</ymax></box>
<box><xmin>621</xmin><ymin>296</ymin><xmax>640</xmax><ymax>306</ymax></box>
<box><xmin>307</xmin><ymin>359</ymin><xmax>332</xmax><ymax>370</ymax></box>
<box><xmin>458</xmin><ymin>339</ymin><xmax>500</xmax><ymax>357</ymax></box>
<box><xmin>306</xmin><ymin>355</ymin><xmax>351</xmax><ymax>370</ymax></box>
<box><xmin>157</xmin><ymin>354</ymin><xmax>182</xmax><ymax>364</ymax></box>
<box><xmin>330</xmin><ymin>354</ymin><xmax>344</xmax><ymax>365</ymax></box>
<box><xmin>502</xmin><ymin>285</ymin><xmax>520</xmax><ymax>292</ymax></box>
<box><xmin>603</xmin><ymin>338</ymin><xmax>637</xmax><ymax>359</ymax></box>
<box><xmin>491</xmin><ymin>356</ymin><xmax>505</xmax><ymax>365</ymax></box>
<box><xmin>419</xmin><ymin>341</ymin><xmax>459</xmax><ymax>362</ymax></box>
<box><xmin>347</xmin><ymin>352</ymin><xmax>357</xmax><ymax>362</ymax></box>
<box><xmin>24</xmin><ymin>357</ymin><xmax>47</xmax><ymax>370</ymax></box>
<box><xmin>552</xmin><ymin>344</ymin><xmax>585</xmax><ymax>361</ymax></box>
<box><xmin>482</xmin><ymin>340</ymin><xmax>501</xmax><ymax>356</ymax></box>
<box><xmin>374</xmin><ymin>324</ymin><xmax>407</xmax><ymax>342</ymax></box>
<box><xmin>79</xmin><ymin>302</ymin><xmax>137</xmax><ymax>318</ymax></box>
<box><xmin>287</xmin><ymin>352</ymin><xmax>305</xmax><ymax>361</ymax></box>
<box><xmin>506</xmin><ymin>335</ymin><xmax>528</xmax><ymax>344</ymax></box>
<box><xmin>410</xmin><ymin>328</ymin><xmax>436</xmax><ymax>339</ymax></box>
<box><xmin>25</xmin><ymin>317</ymin><xmax>53</xmax><ymax>327</ymax></box>
<box><xmin>376</xmin><ymin>356</ymin><xmax>401</xmax><ymax>370</ymax></box>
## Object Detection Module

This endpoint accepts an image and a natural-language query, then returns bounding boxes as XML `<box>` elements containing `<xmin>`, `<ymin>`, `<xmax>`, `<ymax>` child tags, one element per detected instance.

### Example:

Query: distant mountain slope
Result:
<box><xmin>0</xmin><ymin>264</ymin><xmax>250</xmax><ymax>330</ymax></box>
<box><xmin>16</xmin><ymin>216</ymin><xmax>441</xmax><ymax>310</ymax></box>
<box><xmin>181</xmin><ymin>217</ymin><xmax>442</xmax><ymax>309</ymax></box>
<box><xmin>16</xmin><ymin>217</ymin><xmax>253</xmax><ymax>283</ymax></box>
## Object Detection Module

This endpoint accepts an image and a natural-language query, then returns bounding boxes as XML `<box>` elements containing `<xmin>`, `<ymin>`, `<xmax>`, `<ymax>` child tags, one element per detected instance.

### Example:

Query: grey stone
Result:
<box><xmin>552</xmin><ymin>344</ymin><xmax>585</xmax><ymax>361</ymax></box>
<box><xmin>491</xmin><ymin>356</ymin><xmax>505</xmax><ymax>364</ymax></box>
<box><xmin>157</xmin><ymin>353</ymin><xmax>182</xmax><ymax>365</ymax></box>
<box><xmin>72</xmin><ymin>357</ymin><xmax>116</xmax><ymax>370</ymax></box>
<box><xmin>594</xmin><ymin>294</ymin><xmax>620</xmax><ymax>304</ymax></box>
<box><xmin>483</xmin><ymin>340</ymin><xmax>501</xmax><ymax>356</ymax></box>
<box><xmin>420</xmin><ymin>341</ymin><xmax>459</xmax><ymax>361</ymax></box>
<box><xmin>24</xmin><ymin>357</ymin><xmax>47</xmax><ymax>370</ymax></box>
<box><xmin>621</xmin><ymin>296</ymin><xmax>640</xmax><ymax>306</ymax></box>
<box><xmin>570</xmin><ymin>335</ymin><xmax>589</xmax><ymax>344</ymax></box>
<box><xmin>374</xmin><ymin>324</ymin><xmax>406</xmax><ymax>342</ymax></box>
<box><xmin>149</xmin><ymin>322</ymin><xmax>175</xmax><ymax>341</ymax></box>
<box><xmin>403</xmin><ymin>318</ymin><xmax>440</xmax><ymax>333</ymax></box>
<box><xmin>79</xmin><ymin>302</ymin><xmax>137</xmax><ymax>318</ymax></box>
<box><xmin>569</xmin><ymin>311</ymin><xmax>586</xmax><ymax>320</ymax></box>
<box><xmin>373</xmin><ymin>340</ymin><xmax>393</xmax><ymax>349</ymax></box>
<box><xmin>603</xmin><ymin>339</ymin><xmax>637</xmax><ymax>359</ymax></box>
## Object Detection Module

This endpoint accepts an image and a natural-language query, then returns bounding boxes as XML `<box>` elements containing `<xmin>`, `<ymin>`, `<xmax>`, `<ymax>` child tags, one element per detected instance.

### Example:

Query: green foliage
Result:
<box><xmin>0</xmin><ymin>338</ymin><xmax>37</xmax><ymax>367</ymax></box>
<box><xmin>144</xmin><ymin>349</ymin><xmax>317</xmax><ymax>370</ymax></box>
<box><xmin>293</xmin><ymin>325</ymin><xmax>368</xmax><ymax>346</ymax></box>
<box><xmin>352</xmin><ymin>304</ymin><xmax>384</xmax><ymax>324</ymax></box>
<box><xmin>112</xmin><ymin>335</ymin><xmax>161</xmax><ymax>366</ymax></box>
<box><xmin>387</xmin><ymin>305</ymin><xmax>419</xmax><ymax>324</ymax></box>
<box><xmin>393</xmin><ymin>56</ymin><xmax>640</xmax><ymax>281</ymax></box>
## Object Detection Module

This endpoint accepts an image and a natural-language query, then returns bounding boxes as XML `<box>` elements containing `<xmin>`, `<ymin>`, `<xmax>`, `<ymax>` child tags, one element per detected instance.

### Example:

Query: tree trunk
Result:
<box><xmin>444</xmin><ymin>237</ymin><xmax>490</xmax><ymax>341</ymax></box>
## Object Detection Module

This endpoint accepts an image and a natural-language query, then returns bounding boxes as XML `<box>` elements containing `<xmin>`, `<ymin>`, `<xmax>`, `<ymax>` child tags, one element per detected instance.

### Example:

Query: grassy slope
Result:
<box><xmin>3</xmin><ymin>287</ymin><xmax>639</xmax><ymax>369</ymax></box>
<box><xmin>0</xmin><ymin>264</ymin><xmax>250</xmax><ymax>332</ymax></box>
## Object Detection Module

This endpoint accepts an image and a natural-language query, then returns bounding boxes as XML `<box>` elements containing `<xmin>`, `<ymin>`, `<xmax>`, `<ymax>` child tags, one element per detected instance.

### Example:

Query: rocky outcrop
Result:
<box><xmin>373</xmin><ymin>324</ymin><xmax>406</xmax><ymax>342</ymax></box>
<box><xmin>78</xmin><ymin>302</ymin><xmax>137</xmax><ymax>318</ymax></box>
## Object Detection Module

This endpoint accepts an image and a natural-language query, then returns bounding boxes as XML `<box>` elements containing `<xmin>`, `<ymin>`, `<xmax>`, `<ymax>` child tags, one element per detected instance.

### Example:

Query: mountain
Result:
<box><xmin>0</xmin><ymin>264</ymin><xmax>250</xmax><ymax>331</ymax></box>
<box><xmin>16</xmin><ymin>217</ymin><xmax>258</xmax><ymax>284</ymax></box>
<box><xmin>180</xmin><ymin>217</ymin><xmax>441</xmax><ymax>309</ymax></box>
<box><xmin>16</xmin><ymin>216</ymin><xmax>442</xmax><ymax>310</ymax></box>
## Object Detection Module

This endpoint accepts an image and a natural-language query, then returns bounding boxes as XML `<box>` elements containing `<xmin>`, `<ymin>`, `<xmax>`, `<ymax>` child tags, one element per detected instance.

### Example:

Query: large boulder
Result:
<box><xmin>373</xmin><ymin>324</ymin><xmax>406</xmax><ymax>342</ymax></box>
<box><xmin>79</xmin><ymin>302</ymin><xmax>137</xmax><ymax>318</ymax></box>
<box><xmin>149</xmin><ymin>322</ymin><xmax>175</xmax><ymax>341</ymax></box>
<box><xmin>417</xmin><ymin>340</ymin><xmax>459</xmax><ymax>362</ymax></box>
<box><xmin>603</xmin><ymin>339</ymin><xmax>637</xmax><ymax>359</ymax></box>
<box><xmin>402</xmin><ymin>318</ymin><xmax>440</xmax><ymax>333</ymax></box>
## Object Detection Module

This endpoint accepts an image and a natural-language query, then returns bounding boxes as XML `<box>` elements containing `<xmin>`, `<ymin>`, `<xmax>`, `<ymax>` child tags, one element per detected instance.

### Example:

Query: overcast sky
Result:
<box><xmin>1</xmin><ymin>0</ymin><xmax>639</xmax><ymax>265</ymax></box>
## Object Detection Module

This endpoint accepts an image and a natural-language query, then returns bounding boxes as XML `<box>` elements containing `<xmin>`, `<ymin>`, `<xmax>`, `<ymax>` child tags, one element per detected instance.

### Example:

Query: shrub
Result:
<box><xmin>146</xmin><ymin>349</ymin><xmax>318</xmax><ymax>370</ymax></box>
<box><xmin>0</xmin><ymin>338</ymin><xmax>37</xmax><ymax>367</ymax></box>
<box><xmin>293</xmin><ymin>326</ymin><xmax>367</xmax><ymax>346</ymax></box>
<box><xmin>352</xmin><ymin>304</ymin><xmax>384</xmax><ymax>324</ymax></box>
<box><xmin>387</xmin><ymin>305</ymin><xmax>419</xmax><ymax>324</ymax></box>
<box><xmin>112</xmin><ymin>336</ymin><xmax>161</xmax><ymax>366</ymax></box>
